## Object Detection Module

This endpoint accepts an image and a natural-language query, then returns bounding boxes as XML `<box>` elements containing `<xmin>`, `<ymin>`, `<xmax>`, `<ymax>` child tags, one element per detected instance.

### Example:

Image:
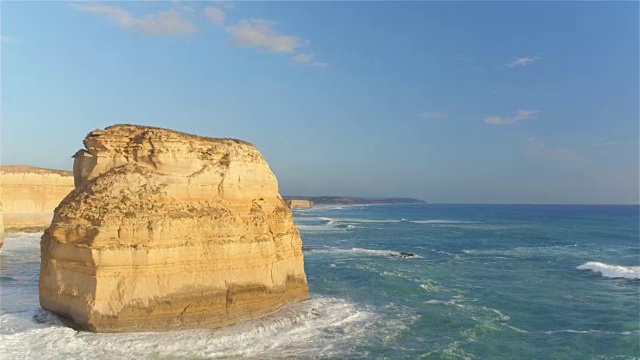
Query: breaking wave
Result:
<box><xmin>303</xmin><ymin>246</ymin><xmax>421</xmax><ymax>258</ymax></box>
<box><xmin>0</xmin><ymin>297</ymin><xmax>377</xmax><ymax>360</ymax></box>
<box><xmin>576</xmin><ymin>262</ymin><xmax>640</xmax><ymax>280</ymax></box>
<box><xmin>295</xmin><ymin>224</ymin><xmax>345</xmax><ymax>232</ymax></box>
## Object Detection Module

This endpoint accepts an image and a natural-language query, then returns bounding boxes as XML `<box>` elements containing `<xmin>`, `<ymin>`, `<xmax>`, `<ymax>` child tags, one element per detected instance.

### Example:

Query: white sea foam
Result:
<box><xmin>420</xmin><ymin>283</ymin><xmax>441</xmax><ymax>292</ymax></box>
<box><xmin>0</xmin><ymin>297</ymin><xmax>377</xmax><ymax>360</ymax></box>
<box><xmin>504</xmin><ymin>326</ymin><xmax>639</xmax><ymax>336</ymax></box>
<box><xmin>294</xmin><ymin>216</ymin><xmax>354</xmax><ymax>232</ymax></box>
<box><xmin>295</xmin><ymin>224</ymin><xmax>345</xmax><ymax>232</ymax></box>
<box><xmin>305</xmin><ymin>246</ymin><xmax>421</xmax><ymax>259</ymax></box>
<box><xmin>334</xmin><ymin>218</ymin><xmax>403</xmax><ymax>223</ymax></box>
<box><xmin>461</xmin><ymin>244</ymin><xmax>587</xmax><ymax>258</ymax></box>
<box><xmin>1</xmin><ymin>232</ymin><xmax>43</xmax><ymax>248</ymax></box>
<box><xmin>0</xmin><ymin>233</ymin><xmax>42</xmax><ymax>261</ymax></box>
<box><xmin>3</xmin><ymin>231</ymin><xmax>43</xmax><ymax>239</ymax></box>
<box><xmin>318</xmin><ymin>217</ymin><xmax>336</xmax><ymax>224</ymax></box>
<box><xmin>411</xmin><ymin>220</ymin><xmax>470</xmax><ymax>224</ymax></box>
<box><xmin>577</xmin><ymin>262</ymin><xmax>640</xmax><ymax>280</ymax></box>
<box><xmin>543</xmin><ymin>329</ymin><xmax>640</xmax><ymax>335</ymax></box>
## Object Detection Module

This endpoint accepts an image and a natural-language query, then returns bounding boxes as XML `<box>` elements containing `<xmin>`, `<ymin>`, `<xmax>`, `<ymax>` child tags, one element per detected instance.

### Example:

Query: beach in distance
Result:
<box><xmin>1</xmin><ymin>203</ymin><xmax>638</xmax><ymax>358</ymax></box>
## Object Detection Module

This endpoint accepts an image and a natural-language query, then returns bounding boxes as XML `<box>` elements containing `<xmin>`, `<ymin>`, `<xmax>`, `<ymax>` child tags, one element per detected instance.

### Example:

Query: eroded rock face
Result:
<box><xmin>39</xmin><ymin>124</ymin><xmax>309</xmax><ymax>332</ymax></box>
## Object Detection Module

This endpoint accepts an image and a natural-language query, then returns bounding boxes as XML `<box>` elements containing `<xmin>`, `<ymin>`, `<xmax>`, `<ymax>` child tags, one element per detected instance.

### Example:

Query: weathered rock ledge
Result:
<box><xmin>39</xmin><ymin>124</ymin><xmax>309</xmax><ymax>332</ymax></box>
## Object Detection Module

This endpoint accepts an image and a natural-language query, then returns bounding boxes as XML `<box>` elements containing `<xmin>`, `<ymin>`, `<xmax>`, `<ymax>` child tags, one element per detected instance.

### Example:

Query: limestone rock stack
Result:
<box><xmin>39</xmin><ymin>124</ymin><xmax>309</xmax><ymax>332</ymax></box>
<box><xmin>286</xmin><ymin>199</ymin><xmax>314</xmax><ymax>209</ymax></box>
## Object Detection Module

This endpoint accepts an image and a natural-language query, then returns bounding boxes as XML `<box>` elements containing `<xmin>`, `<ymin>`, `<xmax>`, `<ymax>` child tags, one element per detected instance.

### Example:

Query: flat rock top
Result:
<box><xmin>91</xmin><ymin>124</ymin><xmax>254</xmax><ymax>146</ymax></box>
<box><xmin>0</xmin><ymin>165</ymin><xmax>73</xmax><ymax>176</ymax></box>
<box><xmin>76</xmin><ymin>124</ymin><xmax>264</xmax><ymax>163</ymax></box>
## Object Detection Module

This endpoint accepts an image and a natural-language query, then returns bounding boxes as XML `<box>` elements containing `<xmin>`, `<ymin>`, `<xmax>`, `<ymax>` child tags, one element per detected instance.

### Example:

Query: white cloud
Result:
<box><xmin>226</xmin><ymin>19</ymin><xmax>307</xmax><ymax>53</ymax></box>
<box><xmin>527</xmin><ymin>137</ymin><xmax>592</xmax><ymax>165</ymax></box>
<box><xmin>592</xmin><ymin>140</ymin><xmax>638</xmax><ymax>147</ymax></box>
<box><xmin>72</xmin><ymin>3</ymin><xmax>196</xmax><ymax>37</ymax></box>
<box><xmin>506</xmin><ymin>56</ymin><xmax>539</xmax><ymax>68</ymax></box>
<box><xmin>485</xmin><ymin>110</ymin><xmax>537</xmax><ymax>125</ymax></box>
<box><xmin>418</xmin><ymin>112</ymin><xmax>447</xmax><ymax>119</ymax></box>
<box><xmin>204</xmin><ymin>7</ymin><xmax>225</xmax><ymax>25</ymax></box>
<box><xmin>292</xmin><ymin>53</ymin><xmax>329</xmax><ymax>67</ymax></box>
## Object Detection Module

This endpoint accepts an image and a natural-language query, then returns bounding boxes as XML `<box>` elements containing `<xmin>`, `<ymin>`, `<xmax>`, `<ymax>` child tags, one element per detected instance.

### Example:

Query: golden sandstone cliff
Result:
<box><xmin>39</xmin><ymin>124</ymin><xmax>309</xmax><ymax>332</ymax></box>
<box><xmin>0</xmin><ymin>166</ymin><xmax>74</xmax><ymax>231</ymax></box>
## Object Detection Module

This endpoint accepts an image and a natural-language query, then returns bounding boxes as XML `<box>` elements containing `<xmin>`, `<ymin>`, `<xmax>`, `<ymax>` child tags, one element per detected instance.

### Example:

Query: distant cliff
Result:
<box><xmin>0</xmin><ymin>165</ymin><xmax>75</xmax><ymax>231</ymax></box>
<box><xmin>283</xmin><ymin>196</ymin><xmax>425</xmax><ymax>206</ymax></box>
<box><xmin>286</xmin><ymin>199</ymin><xmax>314</xmax><ymax>209</ymax></box>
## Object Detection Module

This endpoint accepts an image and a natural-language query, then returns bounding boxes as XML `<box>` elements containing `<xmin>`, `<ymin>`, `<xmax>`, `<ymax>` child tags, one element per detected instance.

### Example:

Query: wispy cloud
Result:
<box><xmin>292</xmin><ymin>53</ymin><xmax>329</xmax><ymax>67</ymax></box>
<box><xmin>226</xmin><ymin>19</ymin><xmax>307</xmax><ymax>53</ymax></box>
<box><xmin>72</xmin><ymin>3</ymin><xmax>196</xmax><ymax>37</ymax></box>
<box><xmin>485</xmin><ymin>110</ymin><xmax>537</xmax><ymax>125</ymax></box>
<box><xmin>80</xmin><ymin>2</ymin><xmax>326</xmax><ymax>68</ymax></box>
<box><xmin>204</xmin><ymin>7</ymin><xmax>225</xmax><ymax>26</ymax></box>
<box><xmin>527</xmin><ymin>137</ymin><xmax>592</xmax><ymax>166</ymax></box>
<box><xmin>506</xmin><ymin>56</ymin><xmax>539</xmax><ymax>68</ymax></box>
<box><xmin>591</xmin><ymin>140</ymin><xmax>638</xmax><ymax>147</ymax></box>
<box><xmin>418</xmin><ymin>112</ymin><xmax>448</xmax><ymax>119</ymax></box>
<box><xmin>172</xmin><ymin>1</ymin><xmax>195</xmax><ymax>14</ymax></box>
<box><xmin>1</xmin><ymin>35</ymin><xmax>19</xmax><ymax>43</ymax></box>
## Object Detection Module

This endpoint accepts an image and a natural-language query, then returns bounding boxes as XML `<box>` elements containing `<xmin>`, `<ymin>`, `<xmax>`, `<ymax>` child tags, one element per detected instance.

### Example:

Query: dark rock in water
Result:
<box><xmin>397</xmin><ymin>252</ymin><xmax>416</xmax><ymax>258</ymax></box>
<box><xmin>388</xmin><ymin>252</ymin><xmax>417</xmax><ymax>258</ymax></box>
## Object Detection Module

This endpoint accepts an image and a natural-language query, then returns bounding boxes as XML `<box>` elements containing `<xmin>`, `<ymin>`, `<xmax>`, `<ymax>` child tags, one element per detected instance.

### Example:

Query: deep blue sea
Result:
<box><xmin>1</xmin><ymin>204</ymin><xmax>638</xmax><ymax>359</ymax></box>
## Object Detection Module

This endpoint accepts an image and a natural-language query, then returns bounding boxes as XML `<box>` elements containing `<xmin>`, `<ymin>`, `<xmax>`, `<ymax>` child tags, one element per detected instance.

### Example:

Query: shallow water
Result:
<box><xmin>1</xmin><ymin>204</ymin><xmax>638</xmax><ymax>359</ymax></box>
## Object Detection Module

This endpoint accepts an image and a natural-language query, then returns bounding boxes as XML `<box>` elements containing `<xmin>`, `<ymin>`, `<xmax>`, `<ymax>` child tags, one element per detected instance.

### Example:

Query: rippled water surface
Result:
<box><xmin>1</xmin><ymin>204</ymin><xmax>638</xmax><ymax>359</ymax></box>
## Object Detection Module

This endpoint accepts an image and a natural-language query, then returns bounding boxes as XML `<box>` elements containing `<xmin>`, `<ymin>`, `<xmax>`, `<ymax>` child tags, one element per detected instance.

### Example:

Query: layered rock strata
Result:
<box><xmin>0</xmin><ymin>166</ymin><xmax>74</xmax><ymax>231</ymax></box>
<box><xmin>39</xmin><ymin>124</ymin><xmax>309</xmax><ymax>332</ymax></box>
<box><xmin>286</xmin><ymin>199</ymin><xmax>313</xmax><ymax>209</ymax></box>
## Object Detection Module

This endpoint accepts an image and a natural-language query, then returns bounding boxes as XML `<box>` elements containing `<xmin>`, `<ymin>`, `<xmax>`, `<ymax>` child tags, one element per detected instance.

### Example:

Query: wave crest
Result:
<box><xmin>577</xmin><ymin>262</ymin><xmax>640</xmax><ymax>280</ymax></box>
<box><xmin>304</xmin><ymin>246</ymin><xmax>421</xmax><ymax>259</ymax></box>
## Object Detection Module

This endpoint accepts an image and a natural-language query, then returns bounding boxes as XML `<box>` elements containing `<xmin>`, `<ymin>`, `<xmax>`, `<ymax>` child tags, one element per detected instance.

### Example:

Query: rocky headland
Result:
<box><xmin>39</xmin><ymin>124</ymin><xmax>309</xmax><ymax>332</ymax></box>
<box><xmin>0</xmin><ymin>166</ymin><xmax>74</xmax><ymax>232</ymax></box>
<box><xmin>283</xmin><ymin>196</ymin><xmax>425</xmax><ymax>207</ymax></box>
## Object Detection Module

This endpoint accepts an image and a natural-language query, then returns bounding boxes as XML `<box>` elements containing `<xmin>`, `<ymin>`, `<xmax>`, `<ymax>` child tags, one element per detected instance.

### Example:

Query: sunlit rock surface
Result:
<box><xmin>39</xmin><ymin>124</ymin><xmax>309</xmax><ymax>332</ymax></box>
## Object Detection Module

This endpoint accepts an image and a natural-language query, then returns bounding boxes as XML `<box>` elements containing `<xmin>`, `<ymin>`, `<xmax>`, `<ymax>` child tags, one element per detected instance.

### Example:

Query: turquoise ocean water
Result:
<box><xmin>1</xmin><ymin>204</ymin><xmax>638</xmax><ymax>359</ymax></box>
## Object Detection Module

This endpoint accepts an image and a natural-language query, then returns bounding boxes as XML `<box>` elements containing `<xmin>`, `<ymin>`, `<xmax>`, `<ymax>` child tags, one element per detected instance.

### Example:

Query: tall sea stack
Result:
<box><xmin>39</xmin><ymin>124</ymin><xmax>309</xmax><ymax>332</ymax></box>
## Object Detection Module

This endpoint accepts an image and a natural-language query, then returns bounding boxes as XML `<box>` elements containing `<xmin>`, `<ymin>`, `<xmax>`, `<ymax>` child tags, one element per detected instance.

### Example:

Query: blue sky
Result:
<box><xmin>2</xmin><ymin>1</ymin><xmax>638</xmax><ymax>204</ymax></box>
